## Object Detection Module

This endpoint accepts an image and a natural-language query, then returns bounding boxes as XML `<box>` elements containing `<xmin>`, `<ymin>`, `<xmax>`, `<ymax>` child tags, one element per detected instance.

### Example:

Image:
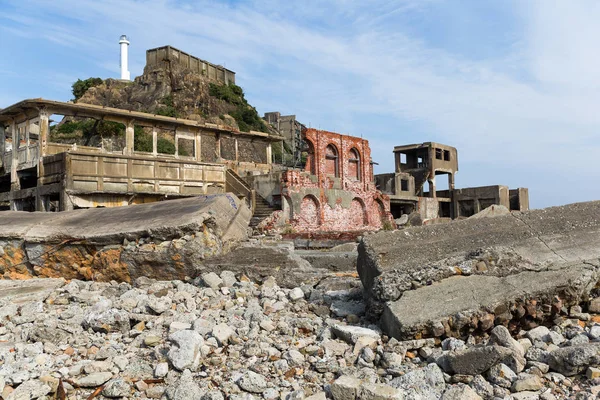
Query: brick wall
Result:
<box><xmin>281</xmin><ymin>128</ymin><xmax>392</xmax><ymax>233</ymax></box>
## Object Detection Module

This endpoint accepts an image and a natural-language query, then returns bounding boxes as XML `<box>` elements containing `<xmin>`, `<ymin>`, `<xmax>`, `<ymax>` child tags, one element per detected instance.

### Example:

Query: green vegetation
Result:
<box><xmin>50</xmin><ymin>119</ymin><xmax>125</xmax><ymax>145</ymax></box>
<box><xmin>134</xmin><ymin>128</ymin><xmax>182</xmax><ymax>155</ymax></box>
<box><xmin>209</xmin><ymin>83</ymin><xmax>268</xmax><ymax>133</ymax></box>
<box><xmin>72</xmin><ymin>77</ymin><xmax>103</xmax><ymax>101</ymax></box>
<box><xmin>155</xmin><ymin>95</ymin><xmax>180</xmax><ymax>118</ymax></box>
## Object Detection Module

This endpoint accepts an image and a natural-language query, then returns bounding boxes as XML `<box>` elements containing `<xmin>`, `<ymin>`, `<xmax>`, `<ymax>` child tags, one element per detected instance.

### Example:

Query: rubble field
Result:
<box><xmin>1</xmin><ymin>273</ymin><xmax>600</xmax><ymax>400</ymax></box>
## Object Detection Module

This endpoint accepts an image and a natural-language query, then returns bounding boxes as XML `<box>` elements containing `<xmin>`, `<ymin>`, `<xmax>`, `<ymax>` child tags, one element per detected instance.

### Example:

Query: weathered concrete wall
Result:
<box><xmin>358</xmin><ymin>200</ymin><xmax>600</xmax><ymax>340</ymax></box>
<box><xmin>0</xmin><ymin>194</ymin><xmax>251</xmax><ymax>282</ymax></box>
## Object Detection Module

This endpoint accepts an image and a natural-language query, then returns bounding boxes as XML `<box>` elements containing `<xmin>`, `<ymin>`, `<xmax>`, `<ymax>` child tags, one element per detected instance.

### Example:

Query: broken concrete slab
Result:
<box><xmin>198</xmin><ymin>242</ymin><xmax>323</xmax><ymax>288</ymax></box>
<box><xmin>357</xmin><ymin>201</ymin><xmax>600</xmax><ymax>340</ymax></box>
<box><xmin>0</xmin><ymin>278</ymin><xmax>65</xmax><ymax>305</ymax></box>
<box><xmin>0</xmin><ymin>194</ymin><xmax>250</xmax><ymax>282</ymax></box>
<box><xmin>381</xmin><ymin>262</ymin><xmax>598</xmax><ymax>339</ymax></box>
<box><xmin>2</xmin><ymin>194</ymin><xmax>249</xmax><ymax>244</ymax></box>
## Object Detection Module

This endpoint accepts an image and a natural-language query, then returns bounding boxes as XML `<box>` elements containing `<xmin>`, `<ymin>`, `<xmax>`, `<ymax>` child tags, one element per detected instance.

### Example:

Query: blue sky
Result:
<box><xmin>1</xmin><ymin>0</ymin><xmax>599</xmax><ymax>208</ymax></box>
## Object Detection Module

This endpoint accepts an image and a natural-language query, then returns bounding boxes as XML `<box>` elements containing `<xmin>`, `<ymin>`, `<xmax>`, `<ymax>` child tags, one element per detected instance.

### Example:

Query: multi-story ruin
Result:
<box><xmin>263</xmin><ymin>112</ymin><xmax>305</xmax><ymax>167</ymax></box>
<box><xmin>375</xmin><ymin>142</ymin><xmax>529</xmax><ymax>221</ymax></box>
<box><xmin>0</xmin><ymin>99</ymin><xmax>280</xmax><ymax>212</ymax></box>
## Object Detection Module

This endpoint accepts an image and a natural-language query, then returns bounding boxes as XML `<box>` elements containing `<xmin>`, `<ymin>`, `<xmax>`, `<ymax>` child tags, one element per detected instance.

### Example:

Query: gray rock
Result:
<box><xmin>283</xmin><ymin>350</ymin><xmax>305</xmax><ymax>367</ymax></box>
<box><xmin>219</xmin><ymin>270</ymin><xmax>237</xmax><ymax>288</ymax></box>
<box><xmin>102</xmin><ymin>378</ymin><xmax>132</xmax><ymax>398</ymax></box>
<box><xmin>288</xmin><ymin>287</ymin><xmax>305</xmax><ymax>302</ymax></box>
<box><xmin>511</xmin><ymin>373</ymin><xmax>543</xmax><ymax>392</ymax></box>
<box><xmin>168</xmin><ymin>330</ymin><xmax>204</xmax><ymax>371</ymax></box>
<box><xmin>212</xmin><ymin>323</ymin><xmax>235</xmax><ymax>346</ymax></box>
<box><xmin>437</xmin><ymin>345</ymin><xmax>513</xmax><ymax>375</ymax></box>
<box><xmin>5</xmin><ymin>379</ymin><xmax>51</xmax><ymax>399</ymax></box>
<box><xmin>155</xmin><ymin>362</ymin><xmax>169</xmax><ymax>378</ymax></box>
<box><xmin>331</xmin><ymin>375</ymin><xmax>362</xmax><ymax>400</ymax></box>
<box><xmin>147</xmin><ymin>296</ymin><xmax>173</xmax><ymax>314</ymax></box>
<box><xmin>487</xmin><ymin>363</ymin><xmax>517</xmax><ymax>388</ymax></box>
<box><xmin>390</xmin><ymin>363</ymin><xmax>445</xmax><ymax>399</ymax></box>
<box><xmin>359</xmin><ymin>383</ymin><xmax>403</xmax><ymax>400</ymax></box>
<box><xmin>201</xmin><ymin>272</ymin><xmax>223</xmax><ymax>290</ymax></box>
<box><xmin>237</xmin><ymin>370</ymin><xmax>267</xmax><ymax>394</ymax></box>
<box><xmin>164</xmin><ymin>369</ymin><xmax>204</xmax><ymax>400</ymax></box>
<box><xmin>547</xmin><ymin>342</ymin><xmax>600</xmax><ymax>376</ymax></box>
<box><xmin>441</xmin><ymin>384</ymin><xmax>483</xmax><ymax>400</ymax></box>
<box><xmin>330</xmin><ymin>301</ymin><xmax>365</xmax><ymax>317</ymax></box>
<box><xmin>331</xmin><ymin>324</ymin><xmax>380</xmax><ymax>345</ymax></box>
<box><xmin>469</xmin><ymin>375</ymin><xmax>493</xmax><ymax>399</ymax></box>
<box><xmin>75</xmin><ymin>372</ymin><xmax>113</xmax><ymax>387</ymax></box>
<box><xmin>82</xmin><ymin>299</ymin><xmax>130</xmax><ymax>334</ymax></box>
<box><xmin>526</xmin><ymin>326</ymin><xmax>550</xmax><ymax>344</ymax></box>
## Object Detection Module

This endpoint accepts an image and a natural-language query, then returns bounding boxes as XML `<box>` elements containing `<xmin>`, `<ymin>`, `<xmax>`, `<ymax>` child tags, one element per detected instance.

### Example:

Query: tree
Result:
<box><xmin>72</xmin><ymin>78</ymin><xmax>103</xmax><ymax>101</ymax></box>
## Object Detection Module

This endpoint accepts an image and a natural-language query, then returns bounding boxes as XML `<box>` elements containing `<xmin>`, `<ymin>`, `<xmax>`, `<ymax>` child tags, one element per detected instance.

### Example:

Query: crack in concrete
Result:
<box><xmin>510</xmin><ymin>213</ymin><xmax>567</xmax><ymax>263</ymax></box>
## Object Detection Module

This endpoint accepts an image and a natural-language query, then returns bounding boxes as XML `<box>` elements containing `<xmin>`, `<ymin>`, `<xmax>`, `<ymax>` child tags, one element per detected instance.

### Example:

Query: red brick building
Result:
<box><xmin>280</xmin><ymin>128</ymin><xmax>392</xmax><ymax>233</ymax></box>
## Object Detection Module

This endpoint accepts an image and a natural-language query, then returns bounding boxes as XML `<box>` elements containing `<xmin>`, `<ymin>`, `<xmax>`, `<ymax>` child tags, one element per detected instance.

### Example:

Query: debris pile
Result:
<box><xmin>1</xmin><ymin>274</ymin><xmax>600</xmax><ymax>399</ymax></box>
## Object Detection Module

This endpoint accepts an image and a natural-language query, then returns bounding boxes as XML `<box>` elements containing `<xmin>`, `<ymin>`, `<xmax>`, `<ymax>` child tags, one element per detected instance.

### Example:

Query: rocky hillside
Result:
<box><xmin>76</xmin><ymin>62</ymin><xmax>273</xmax><ymax>134</ymax></box>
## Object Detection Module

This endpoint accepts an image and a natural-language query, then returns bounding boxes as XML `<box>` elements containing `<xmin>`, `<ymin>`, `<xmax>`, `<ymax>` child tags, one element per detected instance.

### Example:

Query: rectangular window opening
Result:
<box><xmin>444</xmin><ymin>150</ymin><xmax>450</xmax><ymax>161</ymax></box>
<box><xmin>400</xmin><ymin>179</ymin><xmax>409</xmax><ymax>191</ymax></box>
<box><xmin>435</xmin><ymin>148</ymin><xmax>442</xmax><ymax>160</ymax></box>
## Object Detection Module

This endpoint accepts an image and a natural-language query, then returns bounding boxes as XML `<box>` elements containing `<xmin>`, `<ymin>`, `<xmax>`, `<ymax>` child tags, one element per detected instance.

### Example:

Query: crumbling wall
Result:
<box><xmin>280</xmin><ymin>129</ymin><xmax>392</xmax><ymax>233</ymax></box>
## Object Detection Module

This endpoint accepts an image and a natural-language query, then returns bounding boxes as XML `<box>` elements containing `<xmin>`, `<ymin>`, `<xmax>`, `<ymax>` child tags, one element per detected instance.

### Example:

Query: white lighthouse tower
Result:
<box><xmin>119</xmin><ymin>35</ymin><xmax>130</xmax><ymax>81</ymax></box>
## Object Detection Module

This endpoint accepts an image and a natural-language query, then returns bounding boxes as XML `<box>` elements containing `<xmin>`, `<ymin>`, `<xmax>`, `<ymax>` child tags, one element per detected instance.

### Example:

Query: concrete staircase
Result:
<box><xmin>250</xmin><ymin>195</ymin><xmax>280</xmax><ymax>228</ymax></box>
<box><xmin>225</xmin><ymin>169</ymin><xmax>280</xmax><ymax>228</ymax></box>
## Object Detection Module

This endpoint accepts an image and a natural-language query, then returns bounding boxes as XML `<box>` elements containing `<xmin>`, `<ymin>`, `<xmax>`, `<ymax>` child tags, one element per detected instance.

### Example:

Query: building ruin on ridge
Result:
<box><xmin>375</xmin><ymin>142</ymin><xmax>529</xmax><ymax>222</ymax></box>
<box><xmin>0</xmin><ymin>99</ymin><xmax>280</xmax><ymax>212</ymax></box>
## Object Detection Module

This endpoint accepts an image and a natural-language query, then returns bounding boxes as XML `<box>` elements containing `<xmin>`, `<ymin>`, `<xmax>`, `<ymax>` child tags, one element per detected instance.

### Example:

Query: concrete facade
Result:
<box><xmin>0</xmin><ymin>99</ymin><xmax>280</xmax><ymax>212</ymax></box>
<box><xmin>280</xmin><ymin>128</ymin><xmax>393</xmax><ymax>233</ymax></box>
<box><xmin>375</xmin><ymin>142</ymin><xmax>529</xmax><ymax>222</ymax></box>
<box><xmin>263</xmin><ymin>112</ymin><xmax>306</xmax><ymax>167</ymax></box>
<box><xmin>146</xmin><ymin>46</ymin><xmax>235</xmax><ymax>84</ymax></box>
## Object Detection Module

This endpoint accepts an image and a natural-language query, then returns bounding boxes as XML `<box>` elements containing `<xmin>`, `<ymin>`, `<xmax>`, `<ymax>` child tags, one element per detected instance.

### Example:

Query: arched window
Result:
<box><xmin>302</xmin><ymin>140</ymin><xmax>316</xmax><ymax>175</ymax></box>
<box><xmin>325</xmin><ymin>144</ymin><xmax>339</xmax><ymax>177</ymax></box>
<box><xmin>348</xmin><ymin>148</ymin><xmax>361</xmax><ymax>181</ymax></box>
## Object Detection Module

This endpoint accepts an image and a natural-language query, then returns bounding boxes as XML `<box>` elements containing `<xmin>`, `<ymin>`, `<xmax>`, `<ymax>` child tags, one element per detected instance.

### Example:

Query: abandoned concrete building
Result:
<box><xmin>0</xmin><ymin>99</ymin><xmax>281</xmax><ymax>213</ymax></box>
<box><xmin>263</xmin><ymin>112</ymin><xmax>305</xmax><ymax>167</ymax></box>
<box><xmin>146</xmin><ymin>45</ymin><xmax>236</xmax><ymax>85</ymax></box>
<box><xmin>253</xmin><ymin>128</ymin><xmax>393</xmax><ymax>233</ymax></box>
<box><xmin>375</xmin><ymin>142</ymin><xmax>529</xmax><ymax>221</ymax></box>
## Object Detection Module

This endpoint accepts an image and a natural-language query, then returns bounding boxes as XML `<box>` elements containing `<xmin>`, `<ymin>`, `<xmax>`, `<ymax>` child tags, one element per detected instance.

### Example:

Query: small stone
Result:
<box><xmin>144</xmin><ymin>335</ymin><xmax>162</xmax><ymax>347</ymax></box>
<box><xmin>212</xmin><ymin>323</ymin><xmax>235</xmax><ymax>346</ymax></box>
<box><xmin>75</xmin><ymin>372</ymin><xmax>113</xmax><ymax>387</ymax></box>
<box><xmin>168</xmin><ymin>330</ymin><xmax>204</xmax><ymax>371</ymax></box>
<box><xmin>237</xmin><ymin>370</ymin><xmax>267</xmax><ymax>394</ymax></box>
<box><xmin>526</xmin><ymin>326</ymin><xmax>550</xmax><ymax>343</ymax></box>
<box><xmin>587</xmin><ymin>367</ymin><xmax>600</xmax><ymax>380</ymax></box>
<box><xmin>331</xmin><ymin>324</ymin><xmax>380</xmax><ymax>345</ymax></box>
<box><xmin>487</xmin><ymin>363</ymin><xmax>517</xmax><ymax>388</ymax></box>
<box><xmin>288</xmin><ymin>287</ymin><xmax>305</xmax><ymax>301</ymax></box>
<box><xmin>330</xmin><ymin>375</ymin><xmax>362</xmax><ymax>400</ymax></box>
<box><xmin>511</xmin><ymin>373</ymin><xmax>543</xmax><ymax>392</ymax></box>
<box><xmin>103</xmin><ymin>378</ymin><xmax>131</xmax><ymax>398</ymax></box>
<box><xmin>201</xmin><ymin>272</ymin><xmax>223</xmax><ymax>290</ymax></box>
<box><xmin>155</xmin><ymin>362</ymin><xmax>169</xmax><ymax>378</ymax></box>
<box><xmin>441</xmin><ymin>384</ymin><xmax>482</xmax><ymax>400</ymax></box>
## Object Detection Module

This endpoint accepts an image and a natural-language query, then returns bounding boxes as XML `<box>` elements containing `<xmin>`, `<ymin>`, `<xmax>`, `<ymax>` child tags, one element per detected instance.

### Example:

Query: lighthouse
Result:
<box><xmin>119</xmin><ymin>35</ymin><xmax>130</xmax><ymax>81</ymax></box>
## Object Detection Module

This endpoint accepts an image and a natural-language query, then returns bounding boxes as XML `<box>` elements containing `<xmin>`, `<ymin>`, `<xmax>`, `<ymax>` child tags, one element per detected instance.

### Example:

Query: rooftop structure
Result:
<box><xmin>145</xmin><ymin>46</ymin><xmax>235</xmax><ymax>85</ymax></box>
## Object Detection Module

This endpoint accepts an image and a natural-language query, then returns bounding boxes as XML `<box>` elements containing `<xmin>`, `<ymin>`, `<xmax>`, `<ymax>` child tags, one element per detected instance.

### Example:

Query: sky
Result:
<box><xmin>1</xmin><ymin>0</ymin><xmax>599</xmax><ymax>208</ymax></box>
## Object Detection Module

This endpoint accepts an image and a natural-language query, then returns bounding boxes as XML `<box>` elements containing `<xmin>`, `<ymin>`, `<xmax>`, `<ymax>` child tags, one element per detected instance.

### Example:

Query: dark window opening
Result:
<box><xmin>348</xmin><ymin>148</ymin><xmax>361</xmax><ymax>181</ymax></box>
<box><xmin>444</xmin><ymin>150</ymin><xmax>450</xmax><ymax>161</ymax></box>
<box><xmin>400</xmin><ymin>179</ymin><xmax>409</xmax><ymax>191</ymax></box>
<box><xmin>458</xmin><ymin>200</ymin><xmax>476</xmax><ymax>218</ymax></box>
<box><xmin>435</xmin><ymin>148</ymin><xmax>442</xmax><ymax>160</ymax></box>
<box><xmin>439</xmin><ymin>202</ymin><xmax>451</xmax><ymax>218</ymax></box>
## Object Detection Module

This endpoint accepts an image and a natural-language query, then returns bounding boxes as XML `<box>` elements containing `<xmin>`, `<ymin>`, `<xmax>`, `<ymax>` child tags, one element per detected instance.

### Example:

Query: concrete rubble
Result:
<box><xmin>358</xmin><ymin>200</ymin><xmax>600</xmax><ymax>340</ymax></box>
<box><xmin>0</xmin><ymin>194</ymin><xmax>251</xmax><ymax>282</ymax></box>
<box><xmin>1</xmin><ymin>273</ymin><xmax>600</xmax><ymax>399</ymax></box>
